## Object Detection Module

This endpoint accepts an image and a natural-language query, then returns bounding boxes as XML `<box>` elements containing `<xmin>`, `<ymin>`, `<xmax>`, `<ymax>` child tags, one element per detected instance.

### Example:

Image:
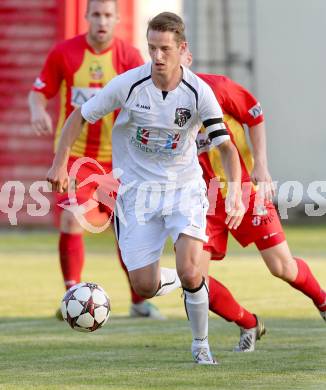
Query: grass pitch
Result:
<box><xmin>0</xmin><ymin>225</ymin><xmax>326</xmax><ymax>389</ymax></box>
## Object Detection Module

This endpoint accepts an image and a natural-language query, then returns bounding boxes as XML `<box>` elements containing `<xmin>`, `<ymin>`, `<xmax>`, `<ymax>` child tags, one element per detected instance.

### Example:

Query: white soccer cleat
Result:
<box><xmin>233</xmin><ymin>316</ymin><xmax>266</xmax><ymax>352</ymax></box>
<box><xmin>192</xmin><ymin>342</ymin><xmax>218</xmax><ymax>365</ymax></box>
<box><xmin>129</xmin><ymin>301</ymin><xmax>166</xmax><ymax>320</ymax></box>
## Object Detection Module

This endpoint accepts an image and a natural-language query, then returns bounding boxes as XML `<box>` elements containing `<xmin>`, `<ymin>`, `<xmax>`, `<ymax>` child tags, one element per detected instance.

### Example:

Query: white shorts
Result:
<box><xmin>114</xmin><ymin>180</ymin><xmax>209</xmax><ymax>271</ymax></box>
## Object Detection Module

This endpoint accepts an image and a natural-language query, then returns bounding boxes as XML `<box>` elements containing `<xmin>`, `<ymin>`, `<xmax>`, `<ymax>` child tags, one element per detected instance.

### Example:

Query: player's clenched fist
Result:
<box><xmin>46</xmin><ymin>165</ymin><xmax>69</xmax><ymax>193</ymax></box>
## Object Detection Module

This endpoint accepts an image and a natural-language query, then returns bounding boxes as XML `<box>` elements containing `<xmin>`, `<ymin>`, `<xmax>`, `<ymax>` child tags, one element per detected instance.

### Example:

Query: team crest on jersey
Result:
<box><xmin>174</xmin><ymin>108</ymin><xmax>191</xmax><ymax>127</ymax></box>
<box><xmin>89</xmin><ymin>61</ymin><xmax>104</xmax><ymax>81</ymax></box>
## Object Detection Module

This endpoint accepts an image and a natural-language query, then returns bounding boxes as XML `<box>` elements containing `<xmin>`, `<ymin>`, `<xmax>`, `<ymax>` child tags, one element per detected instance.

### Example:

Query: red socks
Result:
<box><xmin>59</xmin><ymin>233</ymin><xmax>84</xmax><ymax>290</ymax></box>
<box><xmin>208</xmin><ymin>257</ymin><xmax>326</xmax><ymax>330</ymax></box>
<box><xmin>116</xmin><ymin>242</ymin><xmax>145</xmax><ymax>304</ymax></box>
<box><xmin>208</xmin><ymin>276</ymin><xmax>257</xmax><ymax>329</ymax></box>
<box><xmin>289</xmin><ymin>258</ymin><xmax>326</xmax><ymax>308</ymax></box>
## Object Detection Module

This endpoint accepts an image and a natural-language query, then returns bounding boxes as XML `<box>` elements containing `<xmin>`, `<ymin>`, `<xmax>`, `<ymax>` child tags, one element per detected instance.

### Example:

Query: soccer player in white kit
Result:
<box><xmin>47</xmin><ymin>12</ymin><xmax>244</xmax><ymax>364</ymax></box>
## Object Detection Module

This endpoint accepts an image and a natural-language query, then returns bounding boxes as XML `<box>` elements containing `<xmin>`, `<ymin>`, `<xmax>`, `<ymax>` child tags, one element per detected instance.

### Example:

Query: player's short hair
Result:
<box><xmin>87</xmin><ymin>0</ymin><xmax>117</xmax><ymax>13</ymax></box>
<box><xmin>147</xmin><ymin>12</ymin><xmax>186</xmax><ymax>45</ymax></box>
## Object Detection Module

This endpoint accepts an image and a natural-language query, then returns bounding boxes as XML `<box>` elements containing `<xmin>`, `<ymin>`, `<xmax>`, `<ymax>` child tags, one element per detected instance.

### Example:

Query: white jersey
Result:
<box><xmin>81</xmin><ymin>62</ymin><xmax>229</xmax><ymax>189</ymax></box>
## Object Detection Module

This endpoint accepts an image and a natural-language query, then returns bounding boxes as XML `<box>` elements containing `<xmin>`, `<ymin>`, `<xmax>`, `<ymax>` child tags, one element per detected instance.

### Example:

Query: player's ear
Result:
<box><xmin>179</xmin><ymin>41</ymin><xmax>187</xmax><ymax>54</ymax></box>
<box><xmin>85</xmin><ymin>8</ymin><xmax>91</xmax><ymax>22</ymax></box>
<box><xmin>85</xmin><ymin>2</ymin><xmax>90</xmax><ymax>21</ymax></box>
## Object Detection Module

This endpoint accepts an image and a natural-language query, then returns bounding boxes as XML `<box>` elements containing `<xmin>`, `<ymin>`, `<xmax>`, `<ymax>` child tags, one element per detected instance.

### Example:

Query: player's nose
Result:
<box><xmin>98</xmin><ymin>15</ymin><xmax>107</xmax><ymax>26</ymax></box>
<box><xmin>153</xmin><ymin>49</ymin><xmax>163</xmax><ymax>62</ymax></box>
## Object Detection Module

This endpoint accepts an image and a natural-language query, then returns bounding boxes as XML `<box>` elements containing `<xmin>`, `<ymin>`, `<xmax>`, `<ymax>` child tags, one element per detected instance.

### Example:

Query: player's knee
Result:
<box><xmin>269</xmin><ymin>266</ymin><xmax>283</xmax><ymax>278</ymax></box>
<box><xmin>178</xmin><ymin>268</ymin><xmax>201</xmax><ymax>289</ymax></box>
<box><xmin>267</xmin><ymin>258</ymin><xmax>295</xmax><ymax>281</ymax></box>
<box><xmin>131</xmin><ymin>280</ymin><xmax>156</xmax><ymax>298</ymax></box>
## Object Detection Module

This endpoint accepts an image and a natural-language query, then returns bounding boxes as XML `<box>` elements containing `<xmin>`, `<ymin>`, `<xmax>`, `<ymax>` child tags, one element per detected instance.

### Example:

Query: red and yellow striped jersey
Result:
<box><xmin>32</xmin><ymin>34</ymin><xmax>143</xmax><ymax>162</ymax></box>
<box><xmin>196</xmin><ymin>73</ymin><xmax>264</xmax><ymax>199</ymax></box>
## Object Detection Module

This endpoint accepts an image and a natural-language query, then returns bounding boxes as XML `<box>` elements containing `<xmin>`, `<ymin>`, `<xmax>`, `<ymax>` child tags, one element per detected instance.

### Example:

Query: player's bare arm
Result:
<box><xmin>28</xmin><ymin>91</ymin><xmax>53</xmax><ymax>136</ymax></box>
<box><xmin>46</xmin><ymin>107</ymin><xmax>85</xmax><ymax>193</ymax></box>
<box><xmin>218</xmin><ymin>140</ymin><xmax>244</xmax><ymax>229</ymax></box>
<box><xmin>249</xmin><ymin>122</ymin><xmax>275</xmax><ymax>202</ymax></box>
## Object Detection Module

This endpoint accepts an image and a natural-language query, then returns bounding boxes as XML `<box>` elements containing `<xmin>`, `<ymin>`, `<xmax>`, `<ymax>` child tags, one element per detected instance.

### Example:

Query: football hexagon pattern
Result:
<box><xmin>61</xmin><ymin>282</ymin><xmax>110</xmax><ymax>332</ymax></box>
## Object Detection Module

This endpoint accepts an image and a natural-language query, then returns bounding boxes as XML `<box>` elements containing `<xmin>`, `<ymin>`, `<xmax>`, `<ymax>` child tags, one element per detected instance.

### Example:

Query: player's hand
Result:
<box><xmin>30</xmin><ymin>108</ymin><xmax>53</xmax><ymax>136</ymax></box>
<box><xmin>225</xmin><ymin>183</ymin><xmax>245</xmax><ymax>230</ymax></box>
<box><xmin>46</xmin><ymin>165</ymin><xmax>69</xmax><ymax>193</ymax></box>
<box><xmin>251</xmin><ymin>163</ymin><xmax>275</xmax><ymax>203</ymax></box>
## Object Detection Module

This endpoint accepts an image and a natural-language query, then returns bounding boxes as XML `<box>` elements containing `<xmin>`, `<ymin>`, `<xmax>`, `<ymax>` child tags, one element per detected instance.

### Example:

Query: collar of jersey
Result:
<box><xmin>83</xmin><ymin>33</ymin><xmax>115</xmax><ymax>55</ymax></box>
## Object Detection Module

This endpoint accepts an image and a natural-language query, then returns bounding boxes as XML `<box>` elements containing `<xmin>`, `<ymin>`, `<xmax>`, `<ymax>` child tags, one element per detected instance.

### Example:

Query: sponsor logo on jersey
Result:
<box><xmin>136</xmin><ymin>103</ymin><xmax>150</xmax><ymax>110</ymax></box>
<box><xmin>165</xmin><ymin>133</ymin><xmax>180</xmax><ymax>149</ymax></box>
<box><xmin>195</xmin><ymin>132</ymin><xmax>212</xmax><ymax>154</ymax></box>
<box><xmin>136</xmin><ymin>127</ymin><xmax>150</xmax><ymax>145</ymax></box>
<box><xmin>71</xmin><ymin>87</ymin><xmax>101</xmax><ymax>107</ymax></box>
<box><xmin>131</xmin><ymin>128</ymin><xmax>183</xmax><ymax>155</ymax></box>
<box><xmin>33</xmin><ymin>77</ymin><xmax>46</xmax><ymax>89</ymax></box>
<box><xmin>130</xmin><ymin>136</ymin><xmax>153</xmax><ymax>153</ymax></box>
<box><xmin>248</xmin><ymin>102</ymin><xmax>263</xmax><ymax>119</ymax></box>
<box><xmin>89</xmin><ymin>61</ymin><xmax>104</xmax><ymax>81</ymax></box>
<box><xmin>174</xmin><ymin>108</ymin><xmax>191</xmax><ymax>127</ymax></box>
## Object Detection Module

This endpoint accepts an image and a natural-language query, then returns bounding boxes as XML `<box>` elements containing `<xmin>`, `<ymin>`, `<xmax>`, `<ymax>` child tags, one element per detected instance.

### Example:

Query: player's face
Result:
<box><xmin>86</xmin><ymin>1</ymin><xmax>119</xmax><ymax>47</ymax></box>
<box><xmin>147</xmin><ymin>30</ymin><xmax>186</xmax><ymax>78</ymax></box>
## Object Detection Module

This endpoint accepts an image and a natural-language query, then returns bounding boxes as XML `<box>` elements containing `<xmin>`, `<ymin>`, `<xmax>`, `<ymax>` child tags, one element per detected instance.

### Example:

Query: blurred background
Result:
<box><xmin>0</xmin><ymin>0</ymin><xmax>325</xmax><ymax>227</ymax></box>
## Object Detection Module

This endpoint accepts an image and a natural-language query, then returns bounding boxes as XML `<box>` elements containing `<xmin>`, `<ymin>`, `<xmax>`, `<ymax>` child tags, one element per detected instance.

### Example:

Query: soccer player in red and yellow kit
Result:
<box><xmin>28</xmin><ymin>0</ymin><xmax>164</xmax><ymax>319</ymax></box>
<box><xmin>183</xmin><ymin>50</ymin><xmax>326</xmax><ymax>351</ymax></box>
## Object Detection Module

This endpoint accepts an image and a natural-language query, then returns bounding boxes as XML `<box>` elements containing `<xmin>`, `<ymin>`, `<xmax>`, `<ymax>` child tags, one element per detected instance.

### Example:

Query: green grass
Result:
<box><xmin>0</xmin><ymin>226</ymin><xmax>326</xmax><ymax>389</ymax></box>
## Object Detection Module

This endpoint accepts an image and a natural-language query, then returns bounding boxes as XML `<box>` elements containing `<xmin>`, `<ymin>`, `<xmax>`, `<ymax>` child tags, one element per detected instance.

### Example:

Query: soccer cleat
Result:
<box><xmin>55</xmin><ymin>307</ymin><xmax>64</xmax><ymax>321</ymax></box>
<box><xmin>317</xmin><ymin>297</ymin><xmax>326</xmax><ymax>322</ymax></box>
<box><xmin>192</xmin><ymin>343</ymin><xmax>218</xmax><ymax>365</ymax></box>
<box><xmin>319</xmin><ymin>310</ymin><xmax>326</xmax><ymax>322</ymax></box>
<box><xmin>129</xmin><ymin>301</ymin><xmax>166</xmax><ymax>320</ymax></box>
<box><xmin>233</xmin><ymin>315</ymin><xmax>266</xmax><ymax>352</ymax></box>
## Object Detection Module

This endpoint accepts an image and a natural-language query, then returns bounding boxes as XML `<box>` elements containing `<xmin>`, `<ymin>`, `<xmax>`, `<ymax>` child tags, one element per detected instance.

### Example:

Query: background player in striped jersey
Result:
<box><xmin>28</xmin><ymin>0</ymin><xmax>164</xmax><ymax>319</ymax></box>
<box><xmin>183</xmin><ymin>49</ymin><xmax>326</xmax><ymax>351</ymax></box>
<box><xmin>46</xmin><ymin>12</ymin><xmax>244</xmax><ymax>364</ymax></box>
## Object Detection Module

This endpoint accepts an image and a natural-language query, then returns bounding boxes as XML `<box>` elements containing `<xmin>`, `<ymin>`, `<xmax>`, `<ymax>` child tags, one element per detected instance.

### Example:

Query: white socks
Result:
<box><xmin>183</xmin><ymin>278</ymin><xmax>209</xmax><ymax>345</ymax></box>
<box><xmin>154</xmin><ymin>271</ymin><xmax>209</xmax><ymax>346</ymax></box>
<box><xmin>155</xmin><ymin>267</ymin><xmax>181</xmax><ymax>296</ymax></box>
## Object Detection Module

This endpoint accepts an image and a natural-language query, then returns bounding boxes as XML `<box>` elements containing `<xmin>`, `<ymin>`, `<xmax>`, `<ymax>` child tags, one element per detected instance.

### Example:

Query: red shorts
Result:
<box><xmin>204</xmin><ymin>193</ymin><xmax>285</xmax><ymax>260</ymax></box>
<box><xmin>54</xmin><ymin>157</ymin><xmax>118</xmax><ymax>226</ymax></box>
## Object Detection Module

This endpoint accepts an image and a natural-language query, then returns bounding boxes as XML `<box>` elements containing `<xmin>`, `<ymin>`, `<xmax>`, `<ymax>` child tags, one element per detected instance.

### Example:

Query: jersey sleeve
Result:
<box><xmin>81</xmin><ymin>74</ymin><xmax>125</xmax><ymax>124</ymax></box>
<box><xmin>125</xmin><ymin>47</ymin><xmax>144</xmax><ymax>69</ymax></box>
<box><xmin>113</xmin><ymin>39</ymin><xmax>144</xmax><ymax>74</ymax></box>
<box><xmin>218</xmin><ymin>76</ymin><xmax>264</xmax><ymax>127</ymax></box>
<box><xmin>198</xmin><ymin>81</ymin><xmax>230</xmax><ymax>147</ymax></box>
<box><xmin>31</xmin><ymin>44</ymin><xmax>63</xmax><ymax>99</ymax></box>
